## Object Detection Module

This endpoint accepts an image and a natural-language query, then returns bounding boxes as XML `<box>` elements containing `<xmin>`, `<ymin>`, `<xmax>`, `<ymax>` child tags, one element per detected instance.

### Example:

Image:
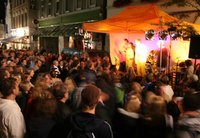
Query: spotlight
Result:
<box><xmin>170</xmin><ymin>30</ymin><xmax>182</xmax><ymax>40</ymax></box>
<box><xmin>145</xmin><ymin>29</ymin><xmax>155</xmax><ymax>40</ymax></box>
<box><xmin>170</xmin><ymin>32</ymin><xmax>178</xmax><ymax>40</ymax></box>
<box><xmin>158</xmin><ymin>30</ymin><xmax>168</xmax><ymax>40</ymax></box>
<box><xmin>182</xmin><ymin>32</ymin><xmax>190</xmax><ymax>41</ymax></box>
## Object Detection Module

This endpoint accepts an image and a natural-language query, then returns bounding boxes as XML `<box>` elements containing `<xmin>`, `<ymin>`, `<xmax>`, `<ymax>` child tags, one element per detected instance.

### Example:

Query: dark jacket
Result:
<box><xmin>54</xmin><ymin>101</ymin><xmax>71</xmax><ymax>124</ymax></box>
<box><xmin>113</xmin><ymin>108</ymin><xmax>140</xmax><ymax>138</ymax></box>
<box><xmin>68</xmin><ymin>112</ymin><xmax>113</xmax><ymax>138</ymax></box>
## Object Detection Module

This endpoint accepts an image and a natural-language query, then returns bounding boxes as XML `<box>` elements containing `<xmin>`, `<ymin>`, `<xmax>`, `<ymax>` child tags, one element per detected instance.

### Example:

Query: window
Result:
<box><xmin>89</xmin><ymin>0</ymin><xmax>96</xmax><ymax>7</ymax></box>
<box><xmin>41</xmin><ymin>0</ymin><xmax>44</xmax><ymax>7</ymax></box>
<box><xmin>76</xmin><ymin>0</ymin><xmax>82</xmax><ymax>10</ymax></box>
<box><xmin>65</xmin><ymin>0</ymin><xmax>69</xmax><ymax>12</ymax></box>
<box><xmin>12</xmin><ymin>17</ymin><xmax>15</xmax><ymax>28</ymax></box>
<box><xmin>30</xmin><ymin>0</ymin><xmax>36</xmax><ymax>9</ymax></box>
<box><xmin>24</xmin><ymin>13</ymin><xmax>27</xmax><ymax>26</ymax></box>
<box><xmin>48</xmin><ymin>8</ymin><xmax>52</xmax><ymax>16</ymax></box>
<box><xmin>56</xmin><ymin>0</ymin><xmax>60</xmax><ymax>14</ymax></box>
<box><xmin>40</xmin><ymin>7</ymin><xmax>44</xmax><ymax>18</ymax></box>
<box><xmin>22</xmin><ymin>14</ymin><xmax>24</xmax><ymax>27</ymax></box>
<box><xmin>48</xmin><ymin>1</ymin><xmax>52</xmax><ymax>16</ymax></box>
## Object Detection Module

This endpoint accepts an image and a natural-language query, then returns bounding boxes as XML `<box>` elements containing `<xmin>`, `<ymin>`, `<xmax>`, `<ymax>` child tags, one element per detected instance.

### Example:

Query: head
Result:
<box><xmin>19</xmin><ymin>81</ymin><xmax>33</xmax><ymax>93</ymax></box>
<box><xmin>125</xmin><ymin>95</ymin><xmax>141</xmax><ymax>113</ymax></box>
<box><xmin>131</xmin><ymin>81</ymin><xmax>142</xmax><ymax>93</ymax></box>
<box><xmin>147</xmin><ymin>95</ymin><xmax>167</xmax><ymax>115</ymax></box>
<box><xmin>182</xmin><ymin>92</ymin><xmax>199</xmax><ymax>112</ymax></box>
<box><xmin>146</xmin><ymin>73</ymin><xmax>154</xmax><ymax>83</ymax></box>
<box><xmin>1</xmin><ymin>77</ymin><xmax>19</xmax><ymax>98</ymax></box>
<box><xmin>160</xmin><ymin>75</ymin><xmax>170</xmax><ymax>84</ymax></box>
<box><xmin>51</xmin><ymin>82</ymin><xmax>69</xmax><ymax>102</ymax></box>
<box><xmin>53</xmin><ymin>60</ymin><xmax>59</xmax><ymax>67</ymax></box>
<box><xmin>185</xmin><ymin>59</ymin><xmax>193</xmax><ymax>67</ymax></box>
<box><xmin>81</xmin><ymin>84</ymin><xmax>101</xmax><ymax>110</ymax></box>
<box><xmin>64</xmin><ymin>77</ymin><xmax>76</xmax><ymax>93</ymax></box>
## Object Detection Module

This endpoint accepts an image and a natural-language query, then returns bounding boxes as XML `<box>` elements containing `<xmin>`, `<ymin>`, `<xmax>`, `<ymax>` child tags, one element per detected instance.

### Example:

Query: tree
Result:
<box><xmin>161</xmin><ymin>0</ymin><xmax>200</xmax><ymax>16</ymax></box>
<box><xmin>161</xmin><ymin>0</ymin><xmax>200</xmax><ymax>36</ymax></box>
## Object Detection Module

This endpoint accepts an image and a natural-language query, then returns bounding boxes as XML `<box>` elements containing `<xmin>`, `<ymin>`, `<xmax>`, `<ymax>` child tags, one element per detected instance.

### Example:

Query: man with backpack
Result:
<box><xmin>67</xmin><ymin>84</ymin><xmax>113</xmax><ymax>138</ymax></box>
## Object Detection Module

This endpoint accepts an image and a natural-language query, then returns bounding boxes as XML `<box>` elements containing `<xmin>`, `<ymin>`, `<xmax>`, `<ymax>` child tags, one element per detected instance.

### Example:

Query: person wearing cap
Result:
<box><xmin>66</xmin><ymin>84</ymin><xmax>113</xmax><ymax>138</ymax></box>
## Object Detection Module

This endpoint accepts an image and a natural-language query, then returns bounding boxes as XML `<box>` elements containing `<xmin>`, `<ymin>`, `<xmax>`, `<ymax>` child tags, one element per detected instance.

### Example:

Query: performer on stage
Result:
<box><xmin>119</xmin><ymin>38</ymin><xmax>129</xmax><ymax>62</ymax></box>
<box><xmin>125</xmin><ymin>42</ymin><xmax>135</xmax><ymax>71</ymax></box>
<box><xmin>135</xmin><ymin>39</ymin><xmax>148</xmax><ymax>76</ymax></box>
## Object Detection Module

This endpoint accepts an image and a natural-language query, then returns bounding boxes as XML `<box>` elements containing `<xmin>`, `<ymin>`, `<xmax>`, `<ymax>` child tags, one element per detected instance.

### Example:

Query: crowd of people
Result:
<box><xmin>0</xmin><ymin>49</ymin><xmax>200</xmax><ymax>138</ymax></box>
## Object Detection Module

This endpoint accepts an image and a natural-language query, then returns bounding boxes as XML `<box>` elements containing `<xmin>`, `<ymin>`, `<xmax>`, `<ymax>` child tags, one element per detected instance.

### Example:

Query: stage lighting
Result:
<box><xmin>170</xmin><ymin>30</ymin><xmax>182</xmax><ymax>40</ymax></box>
<box><xmin>158</xmin><ymin>30</ymin><xmax>168</xmax><ymax>40</ymax></box>
<box><xmin>182</xmin><ymin>32</ymin><xmax>190</xmax><ymax>40</ymax></box>
<box><xmin>145</xmin><ymin>29</ymin><xmax>155</xmax><ymax>40</ymax></box>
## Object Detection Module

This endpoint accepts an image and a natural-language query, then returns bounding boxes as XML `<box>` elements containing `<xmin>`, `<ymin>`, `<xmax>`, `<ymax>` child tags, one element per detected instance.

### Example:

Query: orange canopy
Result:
<box><xmin>83</xmin><ymin>4</ymin><xmax>200</xmax><ymax>34</ymax></box>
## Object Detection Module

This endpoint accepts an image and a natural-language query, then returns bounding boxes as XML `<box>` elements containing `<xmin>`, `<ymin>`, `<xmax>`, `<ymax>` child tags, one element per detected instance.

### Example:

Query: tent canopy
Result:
<box><xmin>83</xmin><ymin>4</ymin><xmax>200</xmax><ymax>34</ymax></box>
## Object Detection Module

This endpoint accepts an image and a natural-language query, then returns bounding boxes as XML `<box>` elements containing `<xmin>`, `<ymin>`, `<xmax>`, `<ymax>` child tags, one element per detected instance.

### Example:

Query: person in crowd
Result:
<box><xmin>33</xmin><ymin>59</ymin><xmax>43</xmax><ymax>72</ymax></box>
<box><xmin>156</xmin><ymin>75</ymin><xmax>181</xmax><ymax>122</ymax></box>
<box><xmin>16</xmin><ymin>80</ymin><xmax>33</xmax><ymax>115</ymax></box>
<box><xmin>51</xmin><ymin>81</ymin><xmax>72</xmax><ymax>123</ymax></box>
<box><xmin>102</xmin><ymin>60</ymin><xmax>111</xmax><ymax>74</ymax></box>
<box><xmin>35</xmin><ymin>72</ymin><xmax>52</xmax><ymax>87</ymax></box>
<box><xmin>70</xmin><ymin>74</ymin><xmax>88</xmax><ymax>111</ymax></box>
<box><xmin>65</xmin><ymin>84</ymin><xmax>113</xmax><ymax>138</ymax></box>
<box><xmin>157</xmin><ymin>75</ymin><xmax>174</xmax><ymax>103</ymax></box>
<box><xmin>185</xmin><ymin>59</ymin><xmax>194</xmax><ymax>78</ymax></box>
<box><xmin>179</xmin><ymin>59</ymin><xmax>195</xmax><ymax>87</ymax></box>
<box><xmin>24</xmin><ymin>68</ymin><xmax>35</xmax><ymax>84</ymax></box>
<box><xmin>142</xmin><ymin>72</ymin><xmax>156</xmax><ymax>92</ymax></box>
<box><xmin>111</xmin><ymin>72</ymin><xmax>125</xmax><ymax>107</ymax></box>
<box><xmin>0</xmin><ymin>68</ymin><xmax>10</xmax><ymax>97</ymax></box>
<box><xmin>32</xmin><ymin>59</ymin><xmax>43</xmax><ymax>84</ymax></box>
<box><xmin>50</xmin><ymin>60</ymin><xmax>61</xmax><ymax>78</ymax></box>
<box><xmin>13</xmin><ymin>65</ymin><xmax>24</xmax><ymax>75</ymax></box>
<box><xmin>175</xmin><ymin>92</ymin><xmax>200</xmax><ymax>138</ymax></box>
<box><xmin>82</xmin><ymin>60</ymin><xmax>97</xmax><ymax>84</ymax></box>
<box><xmin>114</xmin><ymin>95</ymin><xmax>141</xmax><ymax>138</ymax></box>
<box><xmin>25</xmin><ymin>82</ymin><xmax>57</xmax><ymax>138</ymax></box>
<box><xmin>0</xmin><ymin>77</ymin><xmax>26</xmax><ymax>138</ymax></box>
<box><xmin>139</xmin><ymin>93</ymin><xmax>174</xmax><ymax>138</ymax></box>
<box><xmin>127</xmin><ymin>81</ymin><xmax>143</xmax><ymax>102</ymax></box>
<box><xmin>96</xmin><ymin>72</ymin><xmax>117</xmax><ymax>126</ymax></box>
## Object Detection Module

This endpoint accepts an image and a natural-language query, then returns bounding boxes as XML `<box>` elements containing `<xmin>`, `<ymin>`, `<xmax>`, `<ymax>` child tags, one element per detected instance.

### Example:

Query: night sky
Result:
<box><xmin>0</xmin><ymin>0</ymin><xmax>7</xmax><ymax>24</ymax></box>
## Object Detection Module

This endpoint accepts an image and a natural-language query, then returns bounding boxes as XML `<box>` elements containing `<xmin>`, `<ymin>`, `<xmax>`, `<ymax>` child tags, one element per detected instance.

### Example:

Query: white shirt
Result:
<box><xmin>0</xmin><ymin>98</ymin><xmax>26</xmax><ymax>138</ymax></box>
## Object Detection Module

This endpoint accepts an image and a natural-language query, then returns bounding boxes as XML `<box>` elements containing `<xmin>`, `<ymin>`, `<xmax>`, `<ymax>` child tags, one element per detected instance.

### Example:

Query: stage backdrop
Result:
<box><xmin>109</xmin><ymin>33</ymin><xmax>190</xmax><ymax>70</ymax></box>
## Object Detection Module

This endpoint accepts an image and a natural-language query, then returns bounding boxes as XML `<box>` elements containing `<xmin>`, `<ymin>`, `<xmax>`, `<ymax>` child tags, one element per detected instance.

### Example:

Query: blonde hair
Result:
<box><xmin>147</xmin><ymin>95</ymin><xmax>167</xmax><ymax>115</ymax></box>
<box><xmin>125</xmin><ymin>95</ymin><xmax>141</xmax><ymax>113</ymax></box>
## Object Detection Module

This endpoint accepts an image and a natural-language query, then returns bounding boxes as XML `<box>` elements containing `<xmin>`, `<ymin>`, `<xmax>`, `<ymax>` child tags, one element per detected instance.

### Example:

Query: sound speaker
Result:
<box><xmin>189</xmin><ymin>35</ymin><xmax>200</xmax><ymax>59</ymax></box>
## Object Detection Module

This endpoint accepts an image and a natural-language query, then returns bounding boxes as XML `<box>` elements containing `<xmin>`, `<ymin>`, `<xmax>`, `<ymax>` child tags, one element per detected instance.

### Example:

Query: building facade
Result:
<box><xmin>3</xmin><ymin>0</ymin><xmax>38</xmax><ymax>49</ymax></box>
<box><xmin>35</xmin><ymin>0</ymin><xmax>107</xmax><ymax>54</ymax></box>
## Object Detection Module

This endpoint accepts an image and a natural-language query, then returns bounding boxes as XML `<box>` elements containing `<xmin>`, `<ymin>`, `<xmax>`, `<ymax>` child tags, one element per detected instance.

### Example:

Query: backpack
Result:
<box><xmin>67</xmin><ymin>129</ymin><xmax>95</xmax><ymax>138</ymax></box>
